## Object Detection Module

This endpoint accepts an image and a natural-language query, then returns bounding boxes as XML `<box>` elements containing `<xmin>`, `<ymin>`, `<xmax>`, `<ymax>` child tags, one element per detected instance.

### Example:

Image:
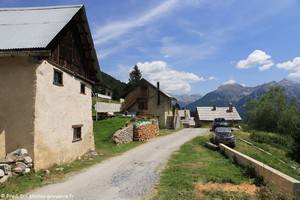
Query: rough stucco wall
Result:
<box><xmin>34</xmin><ymin>60</ymin><xmax>94</xmax><ymax>170</ymax></box>
<box><xmin>128</xmin><ymin>86</ymin><xmax>173</xmax><ymax>128</ymax></box>
<box><xmin>0</xmin><ymin>57</ymin><xmax>37</xmax><ymax>158</ymax></box>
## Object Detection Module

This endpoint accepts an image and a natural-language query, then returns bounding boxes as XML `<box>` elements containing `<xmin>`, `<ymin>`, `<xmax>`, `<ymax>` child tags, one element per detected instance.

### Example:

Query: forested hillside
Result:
<box><xmin>95</xmin><ymin>72</ymin><xmax>127</xmax><ymax>100</ymax></box>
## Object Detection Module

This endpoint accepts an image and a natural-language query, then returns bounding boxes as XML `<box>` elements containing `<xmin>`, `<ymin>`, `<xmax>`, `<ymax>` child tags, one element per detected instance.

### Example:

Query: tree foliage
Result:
<box><xmin>128</xmin><ymin>65</ymin><xmax>142</xmax><ymax>87</ymax></box>
<box><xmin>245</xmin><ymin>87</ymin><xmax>300</xmax><ymax>162</ymax></box>
<box><xmin>94</xmin><ymin>72</ymin><xmax>127</xmax><ymax>100</ymax></box>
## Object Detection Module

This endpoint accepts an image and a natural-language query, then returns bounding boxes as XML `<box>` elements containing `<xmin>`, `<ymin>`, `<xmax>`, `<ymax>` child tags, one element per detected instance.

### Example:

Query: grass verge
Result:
<box><xmin>234</xmin><ymin>131</ymin><xmax>300</xmax><ymax>181</ymax></box>
<box><xmin>153</xmin><ymin>136</ymin><xmax>264</xmax><ymax>200</ymax></box>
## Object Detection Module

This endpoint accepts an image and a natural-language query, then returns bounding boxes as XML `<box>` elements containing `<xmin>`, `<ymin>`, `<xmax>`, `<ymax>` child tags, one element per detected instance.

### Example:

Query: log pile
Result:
<box><xmin>0</xmin><ymin>148</ymin><xmax>33</xmax><ymax>183</ymax></box>
<box><xmin>133</xmin><ymin>123</ymin><xmax>159</xmax><ymax>142</ymax></box>
<box><xmin>112</xmin><ymin>124</ymin><xmax>133</xmax><ymax>144</ymax></box>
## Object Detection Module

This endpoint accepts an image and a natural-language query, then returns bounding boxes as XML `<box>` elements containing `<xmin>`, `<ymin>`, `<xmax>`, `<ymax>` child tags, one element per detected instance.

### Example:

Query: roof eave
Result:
<box><xmin>0</xmin><ymin>49</ymin><xmax>51</xmax><ymax>57</ymax></box>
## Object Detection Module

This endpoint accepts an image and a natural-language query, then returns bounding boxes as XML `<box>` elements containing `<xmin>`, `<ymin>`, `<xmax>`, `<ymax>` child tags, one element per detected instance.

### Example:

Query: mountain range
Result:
<box><xmin>186</xmin><ymin>79</ymin><xmax>300</xmax><ymax>116</ymax></box>
<box><xmin>174</xmin><ymin>94</ymin><xmax>202</xmax><ymax>108</ymax></box>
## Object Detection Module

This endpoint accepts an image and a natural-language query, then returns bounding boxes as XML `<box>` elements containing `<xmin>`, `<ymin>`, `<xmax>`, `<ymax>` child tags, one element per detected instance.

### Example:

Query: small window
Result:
<box><xmin>72</xmin><ymin>125</ymin><xmax>83</xmax><ymax>142</ymax></box>
<box><xmin>107</xmin><ymin>91</ymin><xmax>111</xmax><ymax>96</ymax></box>
<box><xmin>53</xmin><ymin>69</ymin><xmax>63</xmax><ymax>86</ymax></box>
<box><xmin>80</xmin><ymin>83</ymin><xmax>86</xmax><ymax>94</ymax></box>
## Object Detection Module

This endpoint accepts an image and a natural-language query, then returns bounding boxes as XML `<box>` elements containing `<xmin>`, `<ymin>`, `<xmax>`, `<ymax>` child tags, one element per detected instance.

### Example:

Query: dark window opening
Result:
<box><xmin>72</xmin><ymin>125</ymin><xmax>83</xmax><ymax>142</ymax></box>
<box><xmin>80</xmin><ymin>83</ymin><xmax>86</xmax><ymax>94</ymax></box>
<box><xmin>53</xmin><ymin>69</ymin><xmax>63</xmax><ymax>86</ymax></box>
<box><xmin>140</xmin><ymin>86</ymin><xmax>148</xmax><ymax>96</ymax></box>
<box><xmin>138</xmin><ymin>99</ymin><xmax>148</xmax><ymax>110</ymax></box>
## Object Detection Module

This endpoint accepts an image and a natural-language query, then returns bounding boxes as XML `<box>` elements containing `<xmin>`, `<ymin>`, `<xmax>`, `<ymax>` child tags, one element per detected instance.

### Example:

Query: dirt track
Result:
<box><xmin>24</xmin><ymin>128</ymin><xmax>207</xmax><ymax>200</ymax></box>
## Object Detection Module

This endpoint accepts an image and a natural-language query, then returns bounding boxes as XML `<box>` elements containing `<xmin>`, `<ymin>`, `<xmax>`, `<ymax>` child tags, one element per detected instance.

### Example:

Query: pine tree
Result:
<box><xmin>128</xmin><ymin>65</ymin><xmax>142</xmax><ymax>86</ymax></box>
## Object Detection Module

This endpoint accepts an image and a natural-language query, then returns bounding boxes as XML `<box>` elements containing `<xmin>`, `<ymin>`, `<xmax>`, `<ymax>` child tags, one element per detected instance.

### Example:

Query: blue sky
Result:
<box><xmin>1</xmin><ymin>0</ymin><xmax>300</xmax><ymax>95</ymax></box>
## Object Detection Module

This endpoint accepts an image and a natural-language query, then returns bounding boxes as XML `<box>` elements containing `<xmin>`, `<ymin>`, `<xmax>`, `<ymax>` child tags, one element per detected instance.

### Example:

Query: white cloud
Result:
<box><xmin>222</xmin><ymin>79</ymin><xmax>237</xmax><ymax>85</ymax></box>
<box><xmin>277</xmin><ymin>57</ymin><xmax>300</xmax><ymax>78</ymax></box>
<box><xmin>236</xmin><ymin>50</ymin><xmax>274</xmax><ymax>71</ymax></box>
<box><xmin>208</xmin><ymin>76</ymin><xmax>216</xmax><ymax>80</ymax></box>
<box><xmin>94</xmin><ymin>0</ymin><xmax>179</xmax><ymax>45</ymax></box>
<box><xmin>136</xmin><ymin>61</ymin><xmax>203</xmax><ymax>94</ymax></box>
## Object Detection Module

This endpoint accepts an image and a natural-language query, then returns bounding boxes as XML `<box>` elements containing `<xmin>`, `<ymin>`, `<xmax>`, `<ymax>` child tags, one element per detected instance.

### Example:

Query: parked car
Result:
<box><xmin>211</xmin><ymin>118</ymin><xmax>229</xmax><ymax>131</ymax></box>
<box><xmin>212</xmin><ymin>127</ymin><xmax>235</xmax><ymax>148</ymax></box>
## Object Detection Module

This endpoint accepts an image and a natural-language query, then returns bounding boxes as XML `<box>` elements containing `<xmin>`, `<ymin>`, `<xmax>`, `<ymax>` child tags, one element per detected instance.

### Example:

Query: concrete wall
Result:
<box><xmin>34</xmin><ymin>61</ymin><xmax>95</xmax><ymax>170</ymax></box>
<box><xmin>219</xmin><ymin>144</ymin><xmax>300</xmax><ymax>199</ymax></box>
<box><xmin>0</xmin><ymin>57</ymin><xmax>38</xmax><ymax>158</ymax></box>
<box><xmin>127</xmin><ymin>85</ymin><xmax>173</xmax><ymax>128</ymax></box>
<box><xmin>95</xmin><ymin>102</ymin><xmax>121</xmax><ymax>113</ymax></box>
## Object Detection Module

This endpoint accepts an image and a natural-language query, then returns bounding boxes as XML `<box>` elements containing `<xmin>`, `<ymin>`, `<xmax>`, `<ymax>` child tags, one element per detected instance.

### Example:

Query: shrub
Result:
<box><xmin>245</xmin><ymin>87</ymin><xmax>300</xmax><ymax>162</ymax></box>
<box><xmin>249</xmin><ymin>131</ymin><xmax>293</xmax><ymax>149</ymax></box>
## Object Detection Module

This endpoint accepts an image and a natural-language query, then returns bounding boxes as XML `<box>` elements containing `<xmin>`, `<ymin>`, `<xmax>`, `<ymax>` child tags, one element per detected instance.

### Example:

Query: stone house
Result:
<box><xmin>0</xmin><ymin>5</ymin><xmax>100</xmax><ymax>169</ymax></box>
<box><xmin>122</xmin><ymin>79</ymin><xmax>178</xmax><ymax>128</ymax></box>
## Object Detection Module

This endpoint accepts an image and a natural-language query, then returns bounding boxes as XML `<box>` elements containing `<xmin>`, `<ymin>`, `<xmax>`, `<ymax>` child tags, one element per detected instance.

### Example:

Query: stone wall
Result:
<box><xmin>126</xmin><ymin>84</ymin><xmax>173</xmax><ymax>128</ymax></box>
<box><xmin>219</xmin><ymin>144</ymin><xmax>300</xmax><ymax>199</ymax></box>
<box><xmin>133</xmin><ymin>124</ymin><xmax>159</xmax><ymax>142</ymax></box>
<box><xmin>113</xmin><ymin>124</ymin><xmax>133</xmax><ymax>144</ymax></box>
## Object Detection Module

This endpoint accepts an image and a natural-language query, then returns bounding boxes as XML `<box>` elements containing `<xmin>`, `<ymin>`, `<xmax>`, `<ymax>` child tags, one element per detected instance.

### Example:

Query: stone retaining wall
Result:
<box><xmin>112</xmin><ymin>125</ymin><xmax>133</xmax><ymax>145</ymax></box>
<box><xmin>133</xmin><ymin>124</ymin><xmax>159</xmax><ymax>142</ymax></box>
<box><xmin>219</xmin><ymin>144</ymin><xmax>300</xmax><ymax>199</ymax></box>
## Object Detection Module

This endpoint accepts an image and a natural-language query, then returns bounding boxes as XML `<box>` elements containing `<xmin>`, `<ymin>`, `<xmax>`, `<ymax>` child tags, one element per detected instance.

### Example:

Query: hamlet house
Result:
<box><xmin>122</xmin><ymin>79</ymin><xmax>178</xmax><ymax>128</ymax></box>
<box><xmin>196</xmin><ymin>104</ymin><xmax>242</xmax><ymax>126</ymax></box>
<box><xmin>0</xmin><ymin>5</ymin><xmax>100</xmax><ymax>169</ymax></box>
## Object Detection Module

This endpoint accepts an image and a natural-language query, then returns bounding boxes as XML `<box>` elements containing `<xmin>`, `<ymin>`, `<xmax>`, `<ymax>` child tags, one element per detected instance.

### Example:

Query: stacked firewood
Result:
<box><xmin>133</xmin><ymin>123</ymin><xmax>159</xmax><ymax>142</ymax></box>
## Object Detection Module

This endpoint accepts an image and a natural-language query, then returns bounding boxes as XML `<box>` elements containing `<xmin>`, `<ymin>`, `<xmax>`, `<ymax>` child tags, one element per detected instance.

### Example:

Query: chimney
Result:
<box><xmin>212</xmin><ymin>105</ymin><xmax>216</xmax><ymax>111</ymax></box>
<box><xmin>157</xmin><ymin>82</ymin><xmax>160</xmax><ymax>105</ymax></box>
<box><xmin>228</xmin><ymin>103</ymin><xmax>233</xmax><ymax>112</ymax></box>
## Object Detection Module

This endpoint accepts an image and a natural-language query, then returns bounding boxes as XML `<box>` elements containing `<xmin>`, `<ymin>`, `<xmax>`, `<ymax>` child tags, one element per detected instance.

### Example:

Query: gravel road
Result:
<box><xmin>24</xmin><ymin>128</ymin><xmax>207</xmax><ymax>200</ymax></box>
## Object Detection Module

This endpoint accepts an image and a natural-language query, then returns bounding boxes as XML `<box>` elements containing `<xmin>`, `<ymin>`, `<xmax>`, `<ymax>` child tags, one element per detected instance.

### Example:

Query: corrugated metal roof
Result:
<box><xmin>196</xmin><ymin>107</ymin><xmax>242</xmax><ymax>121</ymax></box>
<box><xmin>0</xmin><ymin>5</ymin><xmax>82</xmax><ymax>50</ymax></box>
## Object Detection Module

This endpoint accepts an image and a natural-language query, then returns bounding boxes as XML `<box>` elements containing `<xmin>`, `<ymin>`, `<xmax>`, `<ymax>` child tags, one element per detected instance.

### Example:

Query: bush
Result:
<box><xmin>249</xmin><ymin>131</ymin><xmax>293</xmax><ymax>149</ymax></box>
<box><xmin>245</xmin><ymin>87</ymin><xmax>300</xmax><ymax>162</ymax></box>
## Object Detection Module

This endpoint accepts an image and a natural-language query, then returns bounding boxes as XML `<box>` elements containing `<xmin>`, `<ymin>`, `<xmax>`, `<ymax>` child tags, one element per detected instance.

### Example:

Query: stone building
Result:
<box><xmin>122</xmin><ymin>79</ymin><xmax>178</xmax><ymax>128</ymax></box>
<box><xmin>0</xmin><ymin>5</ymin><xmax>100</xmax><ymax>169</ymax></box>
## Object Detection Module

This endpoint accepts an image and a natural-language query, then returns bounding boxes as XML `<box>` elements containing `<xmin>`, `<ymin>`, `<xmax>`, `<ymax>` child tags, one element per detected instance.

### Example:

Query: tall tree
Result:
<box><xmin>128</xmin><ymin>65</ymin><xmax>142</xmax><ymax>86</ymax></box>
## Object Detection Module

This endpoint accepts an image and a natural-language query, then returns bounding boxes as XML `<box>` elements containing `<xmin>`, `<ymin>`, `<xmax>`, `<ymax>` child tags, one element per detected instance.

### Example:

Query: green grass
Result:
<box><xmin>0</xmin><ymin>117</ymin><xmax>138</xmax><ymax>195</ymax></box>
<box><xmin>153</xmin><ymin>136</ymin><xmax>258</xmax><ymax>200</ymax></box>
<box><xmin>234</xmin><ymin>131</ymin><xmax>300</xmax><ymax>181</ymax></box>
<box><xmin>93</xmin><ymin>117</ymin><xmax>140</xmax><ymax>154</ymax></box>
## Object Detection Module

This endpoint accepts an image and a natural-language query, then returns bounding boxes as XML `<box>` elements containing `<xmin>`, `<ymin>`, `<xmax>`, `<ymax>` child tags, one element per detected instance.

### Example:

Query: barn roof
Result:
<box><xmin>0</xmin><ymin>5</ymin><xmax>82</xmax><ymax>50</ymax></box>
<box><xmin>0</xmin><ymin>5</ymin><xmax>101</xmax><ymax>82</ymax></box>
<box><xmin>196</xmin><ymin>106</ymin><xmax>242</xmax><ymax>121</ymax></box>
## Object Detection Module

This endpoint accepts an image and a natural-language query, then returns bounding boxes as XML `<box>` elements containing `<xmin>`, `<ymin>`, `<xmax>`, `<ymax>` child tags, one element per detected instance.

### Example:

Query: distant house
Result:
<box><xmin>196</xmin><ymin>104</ymin><xmax>242</xmax><ymax>125</ymax></box>
<box><xmin>0</xmin><ymin>5</ymin><xmax>100</xmax><ymax>169</ymax></box>
<box><xmin>96</xmin><ymin>83</ymin><xmax>113</xmax><ymax>100</ymax></box>
<box><xmin>178</xmin><ymin>109</ymin><xmax>195</xmax><ymax>127</ymax></box>
<box><xmin>122</xmin><ymin>79</ymin><xmax>177</xmax><ymax>128</ymax></box>
<box><xmin>178</xmin><ymin>109</ymin><xmax>191</xmax><ymax>120</ymax></box>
